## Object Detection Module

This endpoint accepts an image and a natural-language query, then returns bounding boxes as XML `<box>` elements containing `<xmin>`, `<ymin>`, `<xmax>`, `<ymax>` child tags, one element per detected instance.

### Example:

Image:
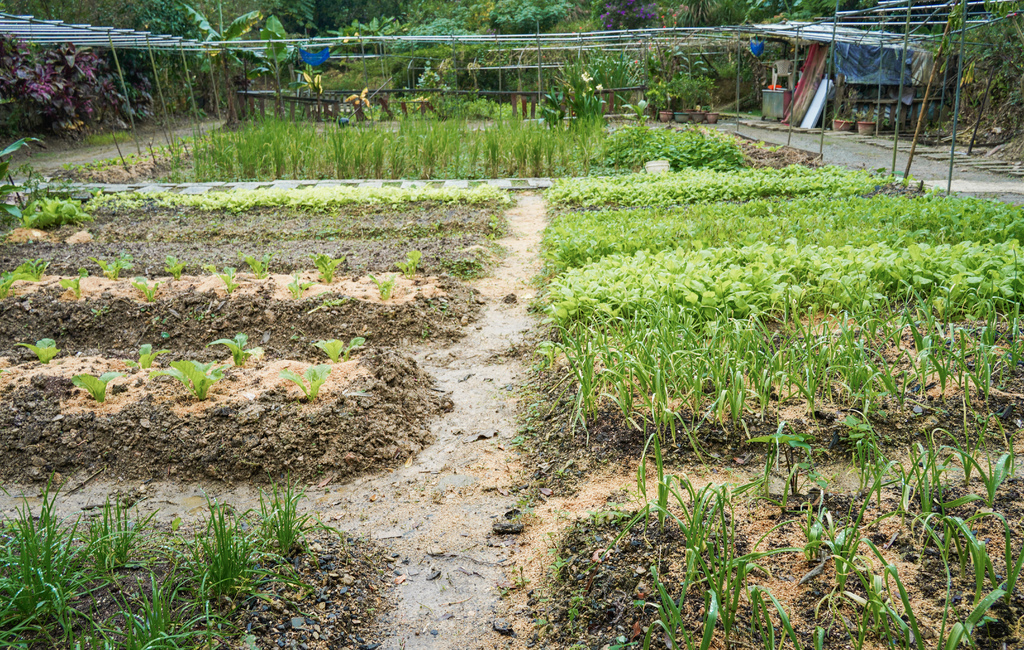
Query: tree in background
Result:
<box><xmin>489</xmin><ymin>0</ymin><xmax>573</xmax><ymax>33</ymax></box>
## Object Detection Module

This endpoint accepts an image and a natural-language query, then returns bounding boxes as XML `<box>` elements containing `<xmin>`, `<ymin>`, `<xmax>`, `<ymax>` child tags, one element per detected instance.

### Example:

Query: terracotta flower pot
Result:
<box><xmin>856</xmin><ymin>121</ymin><xmax>876</xmax><ymax>135</ymax></box>
<box><xmin>659</xmin><ymin>111</ymin><xmax>673</xmax><ymax>123</ymax></box>
<box><xmin>833</xmin><ymin>119</ymin><xmax>854</xmax><ymax>132</ymax></box>
<box><xmin>705</xmin><ymin>112</ymin><xmax>719</xmax><ymax>124</ymax></box>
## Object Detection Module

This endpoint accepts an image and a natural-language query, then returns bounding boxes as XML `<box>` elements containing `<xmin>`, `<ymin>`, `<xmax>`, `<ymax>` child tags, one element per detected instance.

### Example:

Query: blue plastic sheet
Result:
<box><xmin>835</xmin><ymin>43</ymin><xmax>912</xmax><ymax>86</ymax></box>
<box><xmin>300</xmin><ymin>47</ymin><xmax>330</xmax><ymax>67</ymax></box>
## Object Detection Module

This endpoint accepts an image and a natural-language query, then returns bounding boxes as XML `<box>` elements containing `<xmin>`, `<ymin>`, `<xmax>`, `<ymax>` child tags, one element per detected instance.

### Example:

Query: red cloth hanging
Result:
<box><xmin>784</xmin><ymin>43</ymin><xmax>828</xmax><ymax>125</ymax></box>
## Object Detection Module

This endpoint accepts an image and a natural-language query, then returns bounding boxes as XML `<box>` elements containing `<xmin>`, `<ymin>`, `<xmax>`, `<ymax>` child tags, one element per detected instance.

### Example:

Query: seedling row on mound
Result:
<box><xmin>0</xmin><ymin>349</ymin><xmax>451</xmax><ymax>483</ymax></box>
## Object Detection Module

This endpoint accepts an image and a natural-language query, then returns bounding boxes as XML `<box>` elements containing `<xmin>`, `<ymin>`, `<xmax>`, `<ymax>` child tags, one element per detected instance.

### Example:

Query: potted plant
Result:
<box><xmin>646</xmin><ymin>82</ymin><xmax>672</xmax><ymax>122</ymax></box>
<box><xmin>833</xmin><ymin>113</ymin><xmax>855</xmax><ymax>131</ymax></box>
<box><xmin>854</xmin><ymin>110</ymin><xmax>876</xmax><ymax>135</ymax></box>
<box><xmin>705</xmin><ymin>111</ymin><xmax>720</xmax><ymax>124</ymax></box>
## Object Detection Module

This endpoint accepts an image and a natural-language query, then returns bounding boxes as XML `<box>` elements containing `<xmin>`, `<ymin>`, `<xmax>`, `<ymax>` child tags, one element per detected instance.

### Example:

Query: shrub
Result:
<box><xmin>599</xmin><ymin>0</ymin><xmax>657</xmax><ymax>29</ymax></box>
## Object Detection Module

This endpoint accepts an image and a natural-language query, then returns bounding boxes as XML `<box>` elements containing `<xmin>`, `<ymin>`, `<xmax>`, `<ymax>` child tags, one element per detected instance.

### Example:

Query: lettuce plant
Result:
<box><xmin>287</xmin><ymin>273</ymin><xmax>314</xmax><ymax>299</ymax></box>
<box><xmin>17</xmin><ymin>338</ymin><xmax>59</xmax><ymax>363</ymax></box>
<box><xmin>279</xmin><ymin>365</ymin><xmax>332</xmax><ymax>402</ymax></box>
<box><xmin>164</xmin><ymin>256</ymin><xmax>186</xmax><ymax>280</ymax></box>
<box><xmin>72</xmin><ymin>372</ymin><xmax>125</xmax><ymax>403</ymax></box>
<box><xmin>369</xmin><ymin>274</ymin><xmax>397</xmax><ymax>301</ymax></box>
<box><xmin>13</xmin><ymin>259</ymin><xmax>48</xmax><ymax>281</ymax></box>
<box><xmin>151</xmin><ymin>361</ymin><xmax>227</xmax><ymax>400</ymax></box>
<box><xmin>0</xmin><ymin>271</ymin><xmax>27</xmax><ymax>298</ymax></box>
<box><xmin>313</xmin><ymin>337</ymin><xmax>365</xmax><ymax>363</ymax></box>
<box><xmin>239</xmin><ymin>252</ymin><xmax>273</xmax><ymax>279</ymax></box>
<box><xmin>396</xmin><ymin>251</ymin><xmax>422</xmax><ymax>278</ymax></box>
<box><xmin>90</xmin><ymin>253</ymin><xmax>133</xmax><ymax>280</ymax></box>
<box><xmin>310</xmin><ymin>253</ymin><xmax>346</xmax><ymax>284</ymax></box>
<box><xmin>20</xmin><ymin>198</ymin><xmax>93</xmax><ymax>230</ymax></box>
<box><xmin>131</xmin><ymin>277</ymin><xmax>161</xmax><ymax>302</ymax></box>
<box><xmin>127</xmin><ymin>344</ymin><xmax>170</xmax><ymax>369</ymax></box>
<box><xmin>59</xmin><ymin>269</ymin><xmax>89</xmax><ymax>299</ymax></box>
<box><xmin>208</xmin><ymin>333</ymin><xmax>263</xmax><ymax>367</ymax></box>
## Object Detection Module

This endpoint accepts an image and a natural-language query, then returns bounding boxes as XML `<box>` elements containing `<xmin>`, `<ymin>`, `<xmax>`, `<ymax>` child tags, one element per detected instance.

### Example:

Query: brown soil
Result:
<box><xmin>50</xmin><ymin>151</ymin><xmax>178</xmax><ymax>184</ymax></box>
<box><xmin>0</xmin><ymin>281</ymin><xmax>478</xmax><ymax>360</ymax></box>
<box><xmin>737</xmin><ymin>135</ymin><xmax>826</xmax><ymax>169</ymax></box>
<box><xmin>0</xmin><ymin>349</ymin><xmax>451</xmax><ymax>483</ymax></box>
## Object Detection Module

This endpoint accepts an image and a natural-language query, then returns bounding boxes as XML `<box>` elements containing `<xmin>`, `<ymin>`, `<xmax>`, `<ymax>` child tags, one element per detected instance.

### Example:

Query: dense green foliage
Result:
<box><xmin>604</xmin><ymin>124</ymin><xmax>744</xmax><ymax>172</ymax></box>
<box><xmin>543</xmin><ymin>195</ymin><xmax>1024</xmax><ymax>271</ymax></box>
<box><xmin>545</xmin><ymin>166</ymin><xmax>882</xmax><ymax>208</ymax></box>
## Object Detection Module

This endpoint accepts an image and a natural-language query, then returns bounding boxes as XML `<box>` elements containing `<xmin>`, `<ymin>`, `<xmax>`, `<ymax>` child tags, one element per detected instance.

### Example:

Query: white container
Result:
<box><xmin>645</xmin><ymin>160</ymin><xmax>670</xmax><ymax>174</ymax></box>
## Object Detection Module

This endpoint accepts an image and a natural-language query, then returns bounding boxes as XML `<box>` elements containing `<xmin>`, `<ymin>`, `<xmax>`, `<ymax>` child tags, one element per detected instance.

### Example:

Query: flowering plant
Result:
<box><xmin>600</xmin><ymin>0</ymin><xmax>657</xmax><ymax>30</ymax></box>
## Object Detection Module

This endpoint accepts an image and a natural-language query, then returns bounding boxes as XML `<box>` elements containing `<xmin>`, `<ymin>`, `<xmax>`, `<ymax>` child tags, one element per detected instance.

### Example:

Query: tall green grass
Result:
<box><xmin>191</xmin><ymin>118</ymin><xmax>604</xmax><ymax>181</ymax></box>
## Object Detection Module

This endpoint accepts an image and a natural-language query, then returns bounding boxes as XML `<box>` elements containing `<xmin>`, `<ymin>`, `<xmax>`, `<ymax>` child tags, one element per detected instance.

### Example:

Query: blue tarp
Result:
<box><xmin>300</xmin><ymin>47</ymin><xmax>330</xmax><ymax>66</ymax></box>
<box><xmin>835</xmin><ymin>43</ymin><xmax>913</xmax><ymax>86</ymax></box>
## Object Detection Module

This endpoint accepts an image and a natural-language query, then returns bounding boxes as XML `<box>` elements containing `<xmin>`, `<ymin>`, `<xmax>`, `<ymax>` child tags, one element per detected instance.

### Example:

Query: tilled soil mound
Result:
<box><xmin>0</xmin><ymin>282</ymin><xmax>478</xmax><ymax>358</ymax></box>
<box><xmin>0</xmin><ymin>349</ymin><xmax>452</xmax><ymax>483</ymax></box>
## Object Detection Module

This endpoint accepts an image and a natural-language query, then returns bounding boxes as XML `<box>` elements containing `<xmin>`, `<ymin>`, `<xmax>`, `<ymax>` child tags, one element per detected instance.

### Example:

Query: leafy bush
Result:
<box><xmin>17</xmin><ymin>338</ymin><xmax>60</xmax><ymax>363</ymax></box>
<box><xmin>151</xmin><ymin>361</ymin><xmax>227</xmax><ymax>400</ymax></box>
<box><xmin>599</xmin><ymin>0</ymin><xmax>657</xmax><ymax>29</ymax></box>
<box><xmin>489</xmin><ymin>0</ymin><xmax>571</xmax><ymax>33</ymax></box>
<box><xmin>605</xmin><ymin>125</ymin><xmax>744</xmax><ymax>172</ymax></box>
<box><xmin>19</xmin><ymin>199</ymin><xmax>93</xmax><ymax>230</ymax></box>
<box><xmin>71</xmin><ymin>372</ymin><xmax>125</xmax><ymax>403</ymax></box>
<box><xmin>545</xmin><ymin>166</ymin><xmax>882</xmax><ymax>208</ymax></box>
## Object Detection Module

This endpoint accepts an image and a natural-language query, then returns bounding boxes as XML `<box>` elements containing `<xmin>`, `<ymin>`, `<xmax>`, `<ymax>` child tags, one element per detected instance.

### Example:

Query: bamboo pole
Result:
<box><xmin>146</xmin><ymin>35</ymin><xmax>175</xmax><ymax>151</ymax></box>
<box><xmin>948</xmin><ymin>0</ymin><xmax>968</xmax><ymax>194</ymax></box>
<box><xmin>820</xmin><ymin>0</ymin><xmax>841</xmax><ymax>156</ymax></box>
<box><xmin>904</xmin><ymin>19</ymin><xmax>950</xmax><ymax>178</ymax></box>
<box><xmin>107</xmin><ymin>32</ymin><xmax>142</xmax><ymax>157</ymax></box>
<box><xmin>891</xmin><ymin>0</ymin><xmax>914</xmax><ymax>175</ymax></box>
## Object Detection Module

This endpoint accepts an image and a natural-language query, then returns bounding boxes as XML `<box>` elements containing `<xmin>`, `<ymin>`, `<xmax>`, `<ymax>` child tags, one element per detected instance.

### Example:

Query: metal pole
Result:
<box><xmin>820</xmin><ymin>0</ymin><xmax>841</xmax><ymax>157</ymax></box>
<box><xmin>536</xmin><ymin>21</ymin><xmax>542</xmax><ymax>107</ymax></box>
<box><xmin>108</xmin><ymin>32</ymin><xmax>142</xmax><ymax>156</ymax></box>
<box><xmin>787</xmin><ymin>28</ymin><xmax>799</xmax><ymax>148</ymax></box>
<box><xmin>874</xmin><ymin>40</ymin><xmax>883</xmax><ymax>137</ymax></box>
<box><xmin>360</xmin><ymin>36</ymin><xmax>368</xmax><ymax>90</ymax></box>
<box><xmin>948</xmin><ymin>0</ymin><xmax>968</xmax><ymax>194</ymax></box>
<box><xmin>891</xmin><ymin>0</ymin><xmax>914</xmax><ymax>175</ymax></box>
<box><xmin>905</xmin><ymin>19</ymin><xmax>950</xmax><ymax>178</ymax></box>
<box><xmin>146</xmin><ymin>36</ymin><xmax>175</xmax><ymax>151</ymax></box>
<box><xmin>735</xmin><ymin>37</ymin><xmax>741</xmax><ymax>130</ymax></box>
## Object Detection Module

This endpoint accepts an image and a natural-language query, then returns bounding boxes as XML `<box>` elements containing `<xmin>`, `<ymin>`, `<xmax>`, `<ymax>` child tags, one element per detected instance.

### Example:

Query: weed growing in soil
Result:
<box><xmin>58</xmin><ymin>268</ymin><xmax>88</xmax><ymax>298</ymax></box>
<box><xmin>287</xmin><ymin>272</ymin><xmax>314</xmax><ymax>298</ymax></box>
<box><xmin>280</xmin><ymin>364</ymin><xmax>332</xmax><ymax>402</ymax></box>
<box><xmin>151</xmin><ymin>360</ymin><xmax>227</xmax><ymax>400</ymax></box>
<box><xmin>86</xmin><ymin>497</ymin><xmax>155</xmax><ymax>571</ymax></box>
<box><xmin>164</xmin><ymin>255</ymin><xmax>186</xmax><ymax>280</ymax></box>
<box><xmin>209</xmin><ymin>333</ymin><xmax>263</xmax><ymax>366</ymax></box>
<box><xmin>259</xmin><ymin>477</ymin><xmax>314</xmax><ymax>556</ymax></box>
<box><xmin>396</xmin><ymin>250</ymin><xmax>422</xmax><ymax>278</ymax></box>
<box><xmin>369</xmin><ymin>273</ymin><xmax>397</xmax><ymax>301</ymax></box>
<box><xmin>314</xmin><ymin>337</ymin><xmax>365</xmax><ymax>362</ymax></box>
<box><xmin>203</xmin><ymin>265</ymin><xmax>240</xmax><ymax>295</ymax></box>
<box><xmin>239</xmin><ymin>252</ymin><xmax>274</xmax><ymax>279</ymax></box>
<box><xmin>71</xmin><ymin>371</ymin><xmax>125</xmax><ymax>403</ymax></box>
<box><xmin>190</xmin><ymin>500</ymin><xmax>270</xmax><ymax>600</ymax></box>
<box><xmin>130</xmin><ymin>276</ymin><xmax>161</xmax><ymax>302</ymax></box>
<box><xmin>127</xmin><ymin>343</ymin><xmax>170</xmax><ymax>369</ymax></box>
<box><xmin>311</xmin><ymin>253</ymin><xmax>346</xmax><ymax>284</ymax></box>
<box><xmin>16</xmin><ymin>338</ymin><xmax>59</xmax><ymax>363</ymax></box>
<box><xmin>90</xmin><ymin>253</ymin><xmax>133</xmax><ymax>279</ymax></box>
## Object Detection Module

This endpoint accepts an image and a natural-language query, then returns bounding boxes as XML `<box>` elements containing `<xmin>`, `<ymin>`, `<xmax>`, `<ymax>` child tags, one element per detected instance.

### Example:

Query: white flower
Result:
<box><xmin>596</xmin><ymin>84</ymin><xmax>604</xmax><ymax>92</ymax></box>
<box><xmin>582</xmin><ymin>72</ymin><xmax>593</xmax><ymax>83</ymax></box>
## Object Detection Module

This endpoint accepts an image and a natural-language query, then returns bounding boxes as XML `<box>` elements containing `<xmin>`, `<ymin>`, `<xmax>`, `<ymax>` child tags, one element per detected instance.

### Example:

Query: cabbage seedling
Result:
<box><xmin>164</xmin><ymin>255</ymin><xmax>186</xmax><ymax>280</ymax></box>
<box><xmin>0</xmin><ymin>271</ymin><xmax>27</xmax><ymax>298</ymax></box>
<box><xmin>395</xmin><ymin>251</ymin><xmax>422</xmax><ymax>278</ymax></box>
<box><xmin>310</xmin><ymin>253</ymin><xmax>346</xmax><ymax>284</ymax></box>
<box><xmin>72</xmin><ymin>372</ymin><xmax>125</xmax><ymax>403</ymax></box>
<box><xmin>313</xmin><ymin>337</ymin><xmax>365</xmax><ymax>362</ymax></box>
<box><xmin>151</xmin><ymin>360</ymin><xmax>226</xmax><ymax>400</ymax></box>
<box><xmin>207</xmin><ymin>266</ymin><xmax>240</xmax><ymax>295</ymax></box>
<box><xmin>279</xmin><ymin>365</ymin><xmax>332</xmax><ymax>402</ymax></box>
<box><xmin>369</xmin><ymin>274</ymin><xmax>397</xmax><ymax>301</ymax></box>
<box><xmin>239</xmin><ymin>252</ymin><xmax>273</xmax><ymax>279</ymax></box>
<box><xmin>287</xmin><ymin>273</ymin><xmax>314</xmax><ymax>299</ymax></box>
<box><xmin>208</xmin><ymin>333</ymin><xmax>263</xmax><ymax>367</ymax></box>
<box><xmin>59</xmin><ymin>269</ymin><xmax>89</xmax><ymax>299</ymax></box>
<box><xmin>17</xmin><ymin>338</ymin><xmax>60</xmax><ymax>363</ymax></box>
<box><xmin>13</xmin><ymin>259</ymin><xmax>48</xmax><ymax>281</ymax></box>
<box><xmin>90</xmin><ymin>253</ymin><xmax>133</xmax><ymax>280</ymax></box>
<box><xmin>127</xmin><ymin>344</ymin><xmax>170</xmax><ymax>369</ymax></box>
<box><xmin>131</xmin><ymin>277</ymin><xmax>161</xmax><ymax>302</ymax></box>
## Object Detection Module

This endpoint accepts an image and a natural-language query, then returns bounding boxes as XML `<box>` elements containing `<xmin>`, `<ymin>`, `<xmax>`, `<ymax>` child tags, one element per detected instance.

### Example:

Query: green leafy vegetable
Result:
<box><xmin>127</xmin><ymin>344</ymin><xmax>171</xmax><ymax>369</ymax></box>
<box><xmin>164</xmin><ymin>256</ymin><xmax>187</xmax><ymax>280</ymax></box>
<box><xmin>395</xmin><ymin>251</ymin><xmax>422</xmax><ymax>278</ymax></box>
<box><xmin>313</xmin><ymin>337</ymin><xmax>365</xmax><ymax>363</ymax></box>
<box><xmin>71</xmin><ymin>372</ymin><xmax>125</xmax><ymax>403</ymax></box>
<box><xmin>369</xmin><ymin>274</ymin><xmax>397</xmax><ymax>301</ymax></box>
<box><xmin>208</xmin><ymin>333</ymin><xmax>263</xmax><ymax>366</ymax></box>
<box><xmin>310</xmin><ymin>254</ymin><xmax>346</xmax><ymax>284</ymax></box>
<box><xmin>90</xmin><ymin>253</ymin><xmax>134</xmax><ymax>280</ymax></box>
<box><xmin>279</xmin><ymin>365</ymin><xmax>332</xmax><ymax>401</ymax></box>
<box><xmin>131</xmin><ymin>277</ymin><xmax>161</xmax><ymax>302</ymax></box>
<box><xmin>17</xmin><ymin>338</ymin><xmax>60</xmax><ymax>363</ymax></box>
<box><xmin>151</xmin><ymin>360</ymin><xmax>227</xmax><ymax>400</ymax></box>
<box><xmin>287</xmin><ymin>273</ymin><xmax>314</xmax><ymax>299</ymax></box>
<box><xmin>239</xmin><ymin>252</ymin><xmax>273</xmax><ymax>279</ymax></box>
<box><xmin>59</xmin><ymin>269</ymin><xmax>89</xmax><ymax>299</ymax></box>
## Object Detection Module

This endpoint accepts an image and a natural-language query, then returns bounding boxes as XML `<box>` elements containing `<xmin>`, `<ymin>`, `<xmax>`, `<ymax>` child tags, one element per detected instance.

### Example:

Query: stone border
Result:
<box><xmin>49</xmin><ymin>178</ymin><xmax>554</xmax><ymax>197</ymax></box>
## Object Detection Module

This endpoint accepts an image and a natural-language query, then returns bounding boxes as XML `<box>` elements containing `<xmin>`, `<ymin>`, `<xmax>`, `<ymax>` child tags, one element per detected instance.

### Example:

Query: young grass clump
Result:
<box><xmin>151</xmin><ymin>360</ymin><xmax>226</xmax><ymax>400</ymax></box>
<box><xmin>87</xmin><ymin>497</ymin><xmax>155</xmax><ymax>571</ymax></box>
<box><xmin>71</xmin><ymin>372</ymin><xmax>125</xmax><ymax>403</ymax></box>
<box><xmin>164</xmin><ymin>255</ymin><xmax>186</xmax><ymax>280</ymax></box>
<box><xmin>259</xmin><ymin>477</ymin><xmax>315</xmax><ymax>556</ymax></box>
<box><xmin>17</xmin><ymin>338</ymin><xmax>59</xmax><ymax>363</ymax></box>
<box><xmin>208</xmin><ymin>333</ymin><xmax>263</xmax><ymax>367</ymax></box>
<box><xmin>369</xmin><ymin>273</ymin><xmax>397</xmax><ymax>301</ymax></box>
<box><xmin>90</xmin><ymin>253</ymin><xmax>133</xmax><ymax>280</ymax></box>
<box><xmin>313</xmin><ymin>337</ymin><xmax>365</xmax><ymax>362</ymax></box>
<box><xmin>130</xmin><ymin>277</ymin><xmax>160</xmax><ymax>302</ymax></box>
<box><xmin>279</xmin><ymin>364</ymin><xmax>332</xmax><ymax>402</ymax></box>
<box><xmin>396</xmin><ymin>250</ymin><xmax>422</xmax><ymax>278</ymax></box>
<box><xmin>311</xmin><ymin>253</ymin><xmax>346</xmax><ymax>284</ymax></box>
<box><xmin>190</xmin><ymin>500</ymin><xmax>270</xmax><ymax>600</ymax></box>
